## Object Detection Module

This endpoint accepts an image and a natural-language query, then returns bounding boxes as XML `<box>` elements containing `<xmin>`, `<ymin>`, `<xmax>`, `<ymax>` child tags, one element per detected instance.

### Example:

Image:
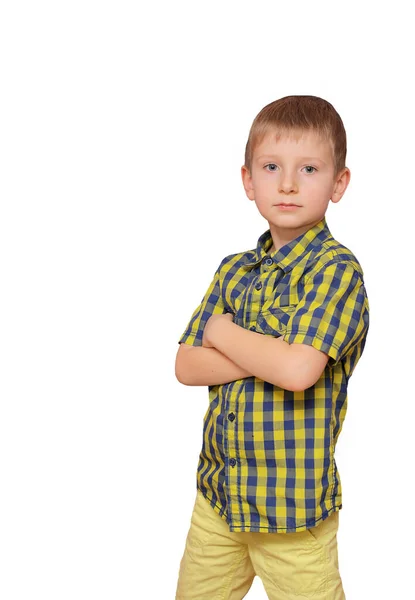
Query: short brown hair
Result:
<box><xmin>244</xmin><ymin>95</ymin><xmax>347</xmax><ymax>177</ymax></box>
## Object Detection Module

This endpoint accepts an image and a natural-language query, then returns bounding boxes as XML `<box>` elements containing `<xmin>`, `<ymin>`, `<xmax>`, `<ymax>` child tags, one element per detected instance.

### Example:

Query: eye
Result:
<box><xmin>303</xmin><ymin>165</ymin><xmax>317</xmax><ymax>174</ymax></box>
<box><xmin>265</xmin><ymin>163</ymin><xmax>278</xmax><ymax>172</ymax></box>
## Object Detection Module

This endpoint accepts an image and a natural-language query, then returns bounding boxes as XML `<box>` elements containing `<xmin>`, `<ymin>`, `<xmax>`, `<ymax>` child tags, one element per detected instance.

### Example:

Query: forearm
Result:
<box><xmin>176</xmin><ymin>345</ymin><xmax>253</xmax><ymax>386</ymax></box>
<box><xmin>208</xmin><ymin>320</ymin><xmax>294</xmax><ymax>390</ymax></box>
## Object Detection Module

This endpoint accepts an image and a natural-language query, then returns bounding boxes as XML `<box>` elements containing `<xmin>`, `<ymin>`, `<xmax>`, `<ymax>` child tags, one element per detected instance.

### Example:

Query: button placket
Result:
<box><xmin>226</xmin><ymin>405</ymin><xmax>236</xmax><ymax>488</ymax></box>
<box><xmin>225</xmin><ymin>385</ymin><xmax>241</xmax><ymax>480</ymax></box>
<box><xmin>226</xmin><ymin>401</ymin><xmax>237</xmax><ymax>469</ymax></box>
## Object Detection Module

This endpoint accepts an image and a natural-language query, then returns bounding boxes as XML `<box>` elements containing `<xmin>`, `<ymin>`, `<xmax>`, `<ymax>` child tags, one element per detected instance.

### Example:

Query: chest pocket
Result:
<box><xmin>255</xmin><ymin>304</ymin><xmax>297</xmax><ymax>337</ymax></box>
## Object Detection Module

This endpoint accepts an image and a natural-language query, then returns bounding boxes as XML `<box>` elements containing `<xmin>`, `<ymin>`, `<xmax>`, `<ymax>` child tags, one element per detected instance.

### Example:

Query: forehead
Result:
<box><xmin>254</xmin><ymin>128</ymin><xmax>333</xmax><ymax>161</ymax></box>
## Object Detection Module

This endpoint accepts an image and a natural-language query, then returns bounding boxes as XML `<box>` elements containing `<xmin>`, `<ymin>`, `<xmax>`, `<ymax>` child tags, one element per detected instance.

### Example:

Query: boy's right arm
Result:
<box><xmin>175</xmin><ymin>343</ymin><xmax>253</xmax><ymax>386</ymax></box>
<box><xmin>176</xmin><ymin>258</ymin><xmax>253</xmax><ymax>386</ymax></box>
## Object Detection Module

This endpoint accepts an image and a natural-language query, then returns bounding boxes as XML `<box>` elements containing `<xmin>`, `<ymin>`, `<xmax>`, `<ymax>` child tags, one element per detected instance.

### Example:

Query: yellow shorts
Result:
<box><xmin>176</xmin><ymin>489</ymin><xmax>345</xmax><ymax>600</ymax></box>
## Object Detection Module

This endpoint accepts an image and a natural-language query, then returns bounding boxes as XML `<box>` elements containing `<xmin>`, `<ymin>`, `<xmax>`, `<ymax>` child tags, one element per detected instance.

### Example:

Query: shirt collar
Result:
<box><xmin>243</xmin><ymin>216</ymin><xmax>333</xmax><ymax>273</ymax></box>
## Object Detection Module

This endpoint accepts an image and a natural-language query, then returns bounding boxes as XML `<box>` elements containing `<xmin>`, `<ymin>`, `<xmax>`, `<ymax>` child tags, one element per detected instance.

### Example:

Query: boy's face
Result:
<box><xmin>241</xmin><ymin>128</ymin><xmax>350</xmax><ymax>245</ymax></box>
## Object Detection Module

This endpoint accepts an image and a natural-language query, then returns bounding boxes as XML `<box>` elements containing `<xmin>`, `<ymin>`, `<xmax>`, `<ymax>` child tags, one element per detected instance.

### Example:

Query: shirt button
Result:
<box><xmin>264</xmin><ymin>257</ymin><xmax>273</xmax><ymax>266</ymax></box>
<box><xmin>249</xmin><ymin>325</ymin><xmax>256</xmax><ymax>331</ymax></box>
<box><xmin>255</xmin><ymin>281</ymin><xmax>262</xmax><ymax>290</ymax></box>
<box><xmin>229</xmin><ymin>458</ymin><xmax>237</xmax><ymax>467</ymax></box>
<box><xmin>228</xmin><ymin>412</ymin><xmax>235</xmax><ymax>421</ymax></box>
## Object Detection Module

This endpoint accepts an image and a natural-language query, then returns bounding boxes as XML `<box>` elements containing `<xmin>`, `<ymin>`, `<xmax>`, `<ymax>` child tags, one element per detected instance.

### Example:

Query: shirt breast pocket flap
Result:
<box><xmin>255</xmin><ymin>304</ymin><xmax>297</xmax><ymax>337</ymax></box>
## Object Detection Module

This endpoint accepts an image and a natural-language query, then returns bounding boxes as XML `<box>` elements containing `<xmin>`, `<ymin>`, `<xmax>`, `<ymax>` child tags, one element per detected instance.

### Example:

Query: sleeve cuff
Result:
<box><xmin>283</xmin><ymin>328</ymin><xmax>342</xmax><ymax>366</ymax></box>
<box><xmin>178</xmin><ymin>333</ymin><xmax>202</xmax><ymax>346</ymax></box>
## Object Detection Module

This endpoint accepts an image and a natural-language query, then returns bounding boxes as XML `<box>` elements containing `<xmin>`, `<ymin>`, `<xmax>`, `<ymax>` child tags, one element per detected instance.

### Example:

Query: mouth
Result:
<box><xmin>275</xmin><ymin>203</ymin><xmax>301</xmax><ymax>208</ymax></box>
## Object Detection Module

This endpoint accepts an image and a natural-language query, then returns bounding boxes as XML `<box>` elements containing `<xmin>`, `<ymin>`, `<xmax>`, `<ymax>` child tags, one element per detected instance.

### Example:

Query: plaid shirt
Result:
<box><xmin>178</xmin><ymin>216</ymin><xmax>370</xmax><ymax>533</ymax></box>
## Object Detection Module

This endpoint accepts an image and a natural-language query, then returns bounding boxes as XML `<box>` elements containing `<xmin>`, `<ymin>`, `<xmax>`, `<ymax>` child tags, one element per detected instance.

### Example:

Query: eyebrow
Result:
<box><xmin>257</xmin><ymin>155</ymin><xmax>327</xmax><ymax>165</ymax></box>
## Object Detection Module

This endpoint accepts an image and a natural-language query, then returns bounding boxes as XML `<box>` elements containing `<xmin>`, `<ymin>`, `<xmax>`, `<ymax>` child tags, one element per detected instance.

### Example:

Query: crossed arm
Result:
<box><xmin>175</xmin><ymin>313</ymin><xmax>329</xmax><ymax>392</ymax></box>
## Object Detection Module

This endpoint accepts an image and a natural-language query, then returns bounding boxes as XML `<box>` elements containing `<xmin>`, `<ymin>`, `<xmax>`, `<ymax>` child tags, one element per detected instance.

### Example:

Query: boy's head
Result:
<box><xmin>241</xmin><ymin>95</ymin><xmax>351</xmax><ymax>244</ymax></box>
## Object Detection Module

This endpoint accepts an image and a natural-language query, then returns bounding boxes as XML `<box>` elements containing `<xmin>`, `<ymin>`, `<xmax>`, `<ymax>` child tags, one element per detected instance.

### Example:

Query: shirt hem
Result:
<box><xmin>197</xmin><ymin>487</ymin><xmax>342</xmax><ymax>533</ymax></box>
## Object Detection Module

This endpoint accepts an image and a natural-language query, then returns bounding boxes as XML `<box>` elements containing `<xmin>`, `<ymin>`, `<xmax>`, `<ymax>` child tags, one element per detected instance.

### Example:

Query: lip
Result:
<box><xmin>275</xmin><ymin>203</ymin><xmax>301</xmax><ymax>208</ymax></box>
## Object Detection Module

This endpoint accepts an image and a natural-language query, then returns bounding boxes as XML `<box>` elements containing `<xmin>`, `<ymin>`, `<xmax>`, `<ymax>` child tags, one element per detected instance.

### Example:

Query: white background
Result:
<box><xmin>0</xmin><ymin>1</ymin><xmax>413</xmax><ymax>598</ymax></box>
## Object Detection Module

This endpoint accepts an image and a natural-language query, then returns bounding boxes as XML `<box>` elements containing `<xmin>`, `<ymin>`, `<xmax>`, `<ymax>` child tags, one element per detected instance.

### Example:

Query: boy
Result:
<box><xmin>174</xmin><ymin>95</ymin><xmax>369</xmax><ymax>599</ymax></box>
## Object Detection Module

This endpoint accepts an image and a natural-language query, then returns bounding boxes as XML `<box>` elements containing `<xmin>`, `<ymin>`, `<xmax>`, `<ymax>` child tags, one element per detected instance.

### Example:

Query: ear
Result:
<box><xmin>331</xmin><ymin>167</ymin><xmax>351</xmax><ymax>204</ymax></box>
<box><xmin>241</xmin><ymin>165</ymin><xmax>255</xmax><ymax>201</ymax></box>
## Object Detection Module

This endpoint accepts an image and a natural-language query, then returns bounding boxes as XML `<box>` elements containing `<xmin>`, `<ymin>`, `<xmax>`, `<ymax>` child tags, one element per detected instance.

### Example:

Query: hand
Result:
<box><xmin>202</xmin><ymin>312</ymin><xmax>234</xmax><ymax>348</ymax></box>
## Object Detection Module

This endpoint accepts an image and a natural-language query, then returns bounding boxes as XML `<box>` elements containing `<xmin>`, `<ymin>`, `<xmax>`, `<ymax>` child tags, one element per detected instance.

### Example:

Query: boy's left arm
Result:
<box><xmin>204</xmin><ymin>317</ymin><xmax>326</xmax><ymax>392</ymax></box>
<box><xmin>204</xmin><ymin>261</ymin><xmax>369</xmax><ymax>392</ymax></box>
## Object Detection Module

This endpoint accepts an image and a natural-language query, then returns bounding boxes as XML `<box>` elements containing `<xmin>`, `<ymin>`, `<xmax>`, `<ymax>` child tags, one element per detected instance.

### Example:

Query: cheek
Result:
<box><xmin>252</xmin><ymin>179</ymin><xmax>273</xmax><ymax>200</ymax></box>
<box><xmin>252</xmin><ymin>174</ymin><xmax>269</xmax><ymax>189</ymax></box>
<box><xmin>304</xmin><ymin>178</ymin><xmax>332</xmax><ymax>197</ymax></box>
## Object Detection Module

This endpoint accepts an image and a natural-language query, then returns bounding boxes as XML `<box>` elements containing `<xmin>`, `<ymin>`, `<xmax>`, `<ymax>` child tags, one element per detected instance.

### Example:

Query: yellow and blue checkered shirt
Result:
<box><xmin>178</xmin><ymin>216</ymin><xmax>369</xmax><ymax>533</ymax></box>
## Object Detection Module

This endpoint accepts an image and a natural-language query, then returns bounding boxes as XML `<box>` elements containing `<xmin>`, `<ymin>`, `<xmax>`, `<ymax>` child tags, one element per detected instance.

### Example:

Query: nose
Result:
<box><xmin>279</xmin><ymin>171</ymin><xmax>298</xmax><ymax>194</ymax></box>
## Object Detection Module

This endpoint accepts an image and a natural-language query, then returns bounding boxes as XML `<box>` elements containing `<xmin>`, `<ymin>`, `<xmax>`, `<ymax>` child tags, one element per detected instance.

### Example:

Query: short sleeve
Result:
<box><xmin>283</xmin><ymin>262</ymin><xmax>369</xmax><ymax>367</ymax></box>
<box><xmin>178</xmin><ymin>260</ymin><xmax>227</xmax><ymax>346</ymax></box>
